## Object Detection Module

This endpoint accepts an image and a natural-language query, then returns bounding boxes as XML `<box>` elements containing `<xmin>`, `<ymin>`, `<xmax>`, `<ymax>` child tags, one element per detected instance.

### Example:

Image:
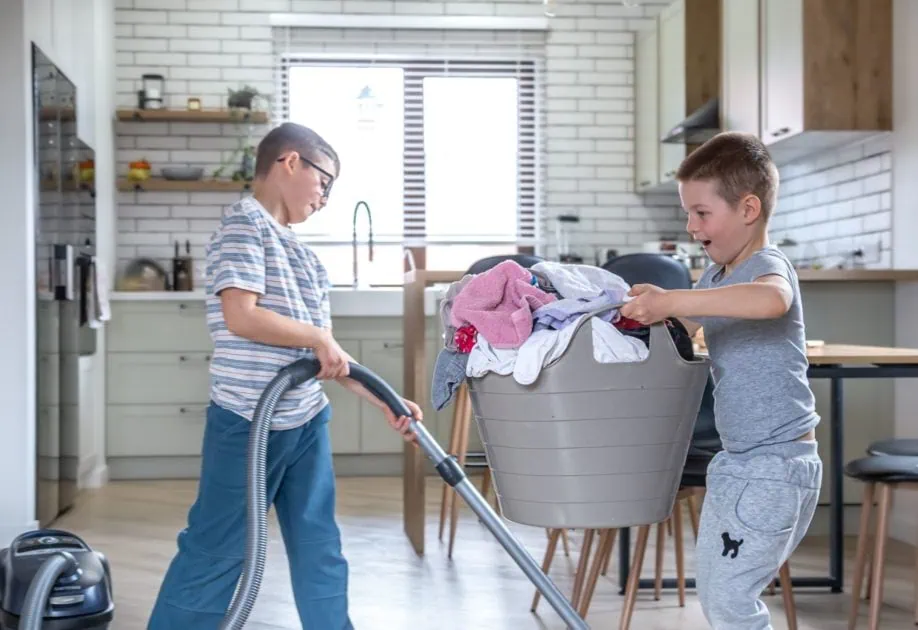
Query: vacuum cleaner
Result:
<box><xmin>1</xmin><ymin>357</ymin><xmax>588</xmax><ymax>629</ymax></box>
<box><xmin>0</xmin><ymin>530</ymin><xmax>113</xmax><ymax>629</ymax></box>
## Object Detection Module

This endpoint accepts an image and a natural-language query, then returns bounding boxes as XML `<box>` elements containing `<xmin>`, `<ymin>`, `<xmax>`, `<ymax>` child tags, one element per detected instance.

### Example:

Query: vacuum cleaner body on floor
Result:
<box><xmin>0</xmin><ymin>529</ymin><xmax>114</xmax><ymax>630</ymax></box>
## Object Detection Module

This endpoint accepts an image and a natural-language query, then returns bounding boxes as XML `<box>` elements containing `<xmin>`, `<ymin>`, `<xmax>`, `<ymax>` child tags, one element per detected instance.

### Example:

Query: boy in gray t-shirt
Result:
<box><xmin>621</xmin><ymin>131</ymin><xmax>822</xmax><ymax>629</ymax></box>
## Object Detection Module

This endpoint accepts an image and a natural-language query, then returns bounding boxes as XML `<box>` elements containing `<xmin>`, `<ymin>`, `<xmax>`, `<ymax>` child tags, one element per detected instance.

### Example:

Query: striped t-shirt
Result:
<box><xmin>205</xmin><ymin>196</ymin><xmax>331</xmax><ymax>429</ymax></box>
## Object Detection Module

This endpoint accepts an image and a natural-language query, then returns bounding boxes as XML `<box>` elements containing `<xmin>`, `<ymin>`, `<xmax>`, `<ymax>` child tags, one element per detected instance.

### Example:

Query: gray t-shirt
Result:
<box><xmin>693</xmin><ymin>245</ymin><xmax>819</xmax><ymax>452</ymax></box>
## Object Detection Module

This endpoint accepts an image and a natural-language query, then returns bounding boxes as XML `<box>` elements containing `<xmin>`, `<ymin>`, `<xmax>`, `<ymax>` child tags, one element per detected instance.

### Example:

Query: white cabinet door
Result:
<box><xmin>760</xmin><ymin>0</ymin><xmax>803</xmax><ymax>143</ymax></box>
<box><xmin>74</xmin><ymin>0</ymin><xmax>95</xmax><ymax>146</ymax></box>
<box><xmin>657</xmin><ymin>0</ymin><xmax>686</xmax><ymax>182</ymax></box>
<box><xmin>27</xmin><ymin>0</ymin><xmax>55</xmax><ymax>57</ymax></box>
<box><xmin>50</xmin><ymin>0</ymin><xmax>74</xmax><ymax>79</ymax></box>
<box><xmin>635</xmin><ymin>26</ymin><xmax>659</xmax><ymax>192</ymax></box>
<box><xmin>325</xmin><ymin>339</ymin><xmax>362</xmax><ymax>454</ymax></box>
<box><xmin>721</xmin><ymin>0</ymin><xmax>761</xmax><ymax>135</ymax></box>
<box><xmin>359</xmin><ymin>340</ymin><xmax>406</xmax><ymax>454</ymax></box>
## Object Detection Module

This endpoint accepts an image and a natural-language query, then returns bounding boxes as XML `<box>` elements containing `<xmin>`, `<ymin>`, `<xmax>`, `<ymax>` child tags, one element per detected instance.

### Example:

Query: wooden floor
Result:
<box><xmin>51</xmin><ymin>476</ymin><xmax>915</xmax><ymax>629</ymax></box>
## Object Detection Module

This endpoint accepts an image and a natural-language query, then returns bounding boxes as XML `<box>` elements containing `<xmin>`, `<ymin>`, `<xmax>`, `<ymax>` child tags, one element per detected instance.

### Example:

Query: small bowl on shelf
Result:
<box><xmin>161</xmin><ymin>166</ymin><xmax>204</xmax><ymax>181</ymax></box>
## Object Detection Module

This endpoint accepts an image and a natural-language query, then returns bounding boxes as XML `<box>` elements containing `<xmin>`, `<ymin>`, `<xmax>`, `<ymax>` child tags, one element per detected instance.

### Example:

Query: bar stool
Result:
<box><xmin>845</xmin><ymin>454</ymin><xmax>918</xmax><ymax>630</ymax></box>
<box><xmin>867</xmin><ymin>438</ymin><xmax>918</xmax><ymax>456</ymax></box>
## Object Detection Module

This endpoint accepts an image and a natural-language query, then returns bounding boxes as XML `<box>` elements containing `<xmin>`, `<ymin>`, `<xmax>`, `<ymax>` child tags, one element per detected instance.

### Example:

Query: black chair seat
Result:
<box><xmin>681</xmin><ymin>453</ymin><xmax>714</xmax><ymax>488</ymax></box>
<box><xmin>844</xmin><ymin>455</ymin><xmax>918</xmax><ymax>482</ymax></box>
<box><xmin>465</xmin><ymin>254</ymin><xmax>543</xmax><ymax>275</ymax></box>
<box><xmin>867</xmin><ymin>438</ymin><xmax>918</xmax><ymax>457</ymax></box>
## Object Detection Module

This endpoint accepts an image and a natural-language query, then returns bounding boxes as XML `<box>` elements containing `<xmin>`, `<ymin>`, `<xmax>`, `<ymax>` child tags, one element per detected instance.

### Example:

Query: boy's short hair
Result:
<box><xmin>254</xmin><ymin>122</ymin><xmax>340</xmax><ymax>179</ymax></box>
<box><xmin>676</xmin><ymin>131</ymin><xmax>779</xmax><ymax>221</ymax></box>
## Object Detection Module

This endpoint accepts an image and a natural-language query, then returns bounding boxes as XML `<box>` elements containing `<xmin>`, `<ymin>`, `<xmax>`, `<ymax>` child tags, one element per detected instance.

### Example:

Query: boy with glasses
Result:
<box><xmin>148</xmin><ymin>122</ymin><xmax>423</xmax><ymax>629</ymax></box>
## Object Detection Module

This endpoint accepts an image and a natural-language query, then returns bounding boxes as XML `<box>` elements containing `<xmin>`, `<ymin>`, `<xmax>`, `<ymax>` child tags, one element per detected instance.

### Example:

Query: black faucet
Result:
<box><xmin>352</xmin><ymin>201</ymin><xmax>373</xmax><ymax>288</ymax></box>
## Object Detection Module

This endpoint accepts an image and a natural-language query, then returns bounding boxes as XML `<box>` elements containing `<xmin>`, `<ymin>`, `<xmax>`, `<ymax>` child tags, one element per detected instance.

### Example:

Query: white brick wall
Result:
<box><xmin>113</xmin><ymin>0</ymin><xmax>681</xmax><ymax>284</ymax></box>
<box><xmin>771</xmin><ymin>134</ymin><xmax>893</xmax><ymax>269</ymax></box>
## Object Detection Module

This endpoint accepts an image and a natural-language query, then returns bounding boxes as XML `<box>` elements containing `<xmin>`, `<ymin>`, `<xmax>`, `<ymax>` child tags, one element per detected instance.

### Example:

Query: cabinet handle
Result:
<box><xmin>664</xmin><ymin>170</ymin><xmax>675</xmax><ymax>178</ymax></box>
<box><xmin>640</xmin><ymin>180</ymin><xmax>651</xmax><ymax>186</ymax></box>
<box><xmin>179</xmin><ymin>355</ymin><xmax>187</xmax><ymax>362</ymax></box>
<box><xmin>771</xmin><ymin>127</ymin><xmax>790</xmax><ymax>137</ymax></box>
<box><xmin>383</xmin><ymin>342</ymin><xmax>404</xmax><ymax>349</ymax></box>
<box><xmin>178</xmin><ymin>303</ymin><xmax>187</xmax><ymax>310</ymax></box>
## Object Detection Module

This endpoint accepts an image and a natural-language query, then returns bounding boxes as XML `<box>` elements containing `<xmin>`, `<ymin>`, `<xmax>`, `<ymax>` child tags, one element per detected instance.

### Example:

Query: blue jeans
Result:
<box><xmin>148</xmin><ymin>402</ymin><xmax>353</xmax><ymax>630</ymax></box>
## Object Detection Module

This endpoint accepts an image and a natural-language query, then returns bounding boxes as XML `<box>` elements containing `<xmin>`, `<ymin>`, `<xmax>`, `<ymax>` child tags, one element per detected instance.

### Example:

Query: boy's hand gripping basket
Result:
<box><xmin>467</xmin><ymin>313</ymin><xmax>711</xmax><ymax>529</ymax></box>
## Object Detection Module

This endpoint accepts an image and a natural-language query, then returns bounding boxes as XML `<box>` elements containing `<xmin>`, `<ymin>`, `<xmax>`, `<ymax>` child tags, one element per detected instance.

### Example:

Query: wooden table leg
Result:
<box><xmin>403</xmin><ymin>277</ymin><xmax>426</xmax><ymax>555</ymax></box>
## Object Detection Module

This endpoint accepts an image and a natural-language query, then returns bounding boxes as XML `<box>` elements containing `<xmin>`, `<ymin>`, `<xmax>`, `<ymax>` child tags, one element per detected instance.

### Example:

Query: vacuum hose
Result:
<box><xmin>218</xmin><ymin>359</ymin><xmax>412</xmax><ymax>630</ymax></box>
<box><xmin>219</xmin><ymin>358</ymin><xmax>590</xmax><ymax>630</ymax></box>
<box><xmin>18</xmin><ymin>551</ymin><xmax>77</xmax><ymax>630</ymax></box>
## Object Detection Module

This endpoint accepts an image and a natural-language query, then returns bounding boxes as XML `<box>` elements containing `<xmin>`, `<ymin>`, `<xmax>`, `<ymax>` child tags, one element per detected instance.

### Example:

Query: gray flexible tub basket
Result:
<box><xmin>467</xmin><ymin>313</ymin><xmax>711</xmax><ymax>529</ymax></box>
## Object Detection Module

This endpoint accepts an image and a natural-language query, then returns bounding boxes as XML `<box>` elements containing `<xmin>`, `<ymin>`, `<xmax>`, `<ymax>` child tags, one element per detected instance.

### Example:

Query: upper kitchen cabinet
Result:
<box><xmin>656</xmin><ymin>0</ymin><xmax>686</xmax><ymax>185</ymax></box>
<box><xmin>759</xmin><ymin>0</ymin><xmax>892</xmax><ymax>163</ymax></box>
<box><xmin>720</xmin><ymin>0</ymin><xmax>761</xmax><ymax>136</ymax></box>
<box><xmin>634</xmin><ymin>26</ymin><xmax>659</xmax><ymax>193</ymax></box>
<box><xmin>636</xmin><ymin>0</ymin><xmax>721</xmax><ymax>192</ymax></box>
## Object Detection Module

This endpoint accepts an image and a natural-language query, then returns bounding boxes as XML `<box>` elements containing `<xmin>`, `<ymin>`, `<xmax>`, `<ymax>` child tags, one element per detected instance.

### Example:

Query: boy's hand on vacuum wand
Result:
<box><xmin>385</xmin><ymin>399</ymin><xmax>423</xmax><ymax>444</ymax></box>
<box><xmin>314</xmin><ymin>329</ymin><xmax>350</xmax><ymax>380</ymax></box>
<box><xmin>619</xmin><ymin>284</ymin><xmax>673</xmax><ymax>325</ymax></box>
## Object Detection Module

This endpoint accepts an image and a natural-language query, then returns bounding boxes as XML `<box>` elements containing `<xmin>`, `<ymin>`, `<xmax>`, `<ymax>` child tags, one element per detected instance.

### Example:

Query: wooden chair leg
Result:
<box><xmin>577</xmin><ymin>529</ymin><xmax>617</xmax><ymax>618</ymax></box>
<box><xmin>561</xmin><ymin>528</ymin><xmax>571</xmax><ymax>557</ymax></box>
<box><xmin>438</xmin><ymin>384</ymin><xmax>467</xmax><ymax>541</ymax></box>
<box><xmin>779</xmin><ymin>561</ymin><xmax>797</xmax><ymax>630</ymax></box>
<box><xmin>672</xmin><ymin>499</ymin><xmax>686</xmax><ymax>607</ymax></box>
<box><xmin>447</xmin><ymin>391</ymin><xmax>472</xmax><ymax>559</ymax></box>
<box><xmin>868</xmin><ymin>483</ymin><xmax>893</xmax><ymax>630</ymax></box>
<box><xmin>849</xmin><ymin>482</ymin><xmax>876</xmax><ymax>630</ymax></box>
<box><xmin>571</xmin><ymin>529</ymin><xmax>596</xmax><ymax>609</ymax></box>
<box><xmin>531</xmin><ymin>528</ymin><xmax>563</xmax><ymax>611</ymax></box>
<box><xmin>686</xmin><ymin>492</ymin><xmax>700</xmax><ymax>540</ymax></box>
<box><xmin>620</xmin><ymin>524</ymin><xmax>651</xmax><ymax>630</ymax></box>
<box><xmin>654</xmin><ymin>520</ymin><xmax>666</xmax><ymax>600</ymax></box>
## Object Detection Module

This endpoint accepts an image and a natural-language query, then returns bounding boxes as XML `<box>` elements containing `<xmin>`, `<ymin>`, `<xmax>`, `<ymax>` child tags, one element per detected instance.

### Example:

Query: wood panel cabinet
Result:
<box><xmin>758</xmin><ymin>0</ymin><xmax>892</xmax><ymax>162</ymax></box>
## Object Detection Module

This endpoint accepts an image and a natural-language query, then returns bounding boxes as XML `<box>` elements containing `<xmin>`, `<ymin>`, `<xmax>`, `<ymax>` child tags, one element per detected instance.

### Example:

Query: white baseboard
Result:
<box><xmin>81</xmin><ymin>464</ymin><xmax>110</xmax><ymax>489</ymax></box>
<box><xmin>0</xmin><ymin>521</ymin><xmax>40</xmax><ymax>547</ymax></box>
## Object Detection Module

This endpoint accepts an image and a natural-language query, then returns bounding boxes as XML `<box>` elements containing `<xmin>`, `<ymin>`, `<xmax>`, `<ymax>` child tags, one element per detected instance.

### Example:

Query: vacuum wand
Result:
<box><xmin>219</xmin><ymin>357</ymin><xmax>589</xmax><ymax>630</ymax></box>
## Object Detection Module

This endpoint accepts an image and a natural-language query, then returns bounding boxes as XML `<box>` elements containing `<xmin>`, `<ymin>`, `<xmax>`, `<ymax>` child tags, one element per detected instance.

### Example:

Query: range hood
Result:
<box><xmin>661</xmin><ymin>97</ymin><xmax>721</xmax><ymax>144</ymax></box>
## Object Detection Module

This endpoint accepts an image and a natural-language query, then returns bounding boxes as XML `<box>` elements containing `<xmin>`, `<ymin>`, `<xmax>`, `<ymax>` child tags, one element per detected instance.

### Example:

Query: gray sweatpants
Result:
<box><xmin>695</xmin><ymin>440</ymin><xmax>822</xmax><ymax>629</ymax></box>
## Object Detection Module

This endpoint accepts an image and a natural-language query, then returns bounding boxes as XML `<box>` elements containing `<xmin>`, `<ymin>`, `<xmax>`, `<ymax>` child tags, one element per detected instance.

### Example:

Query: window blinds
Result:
<box><xmin>272</xmin><ymin>24</ymin><xmax>547</xmax><ymax>246</ymax></box>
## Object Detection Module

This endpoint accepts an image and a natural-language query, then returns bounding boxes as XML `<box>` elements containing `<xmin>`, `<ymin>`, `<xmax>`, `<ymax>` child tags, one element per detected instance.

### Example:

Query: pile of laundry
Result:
<box><xmin>431</xmin><ymin>259</ymin><xmax>695</xmax><ymax>411</ymax></box>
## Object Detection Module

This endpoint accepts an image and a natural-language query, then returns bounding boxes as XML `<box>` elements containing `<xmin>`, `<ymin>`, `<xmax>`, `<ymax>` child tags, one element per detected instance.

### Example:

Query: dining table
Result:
<box><xmin>617</xmin><ymin>341</ymin><xmax>918</xmax><ymax>595</ymax></box>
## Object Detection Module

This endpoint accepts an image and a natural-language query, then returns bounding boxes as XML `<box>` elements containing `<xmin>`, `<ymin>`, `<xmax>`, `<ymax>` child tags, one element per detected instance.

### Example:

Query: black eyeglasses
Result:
<box><xmin>277</xmin><ymin>155</ymin><xmax>335</xmax><ymax>199</ymax></box>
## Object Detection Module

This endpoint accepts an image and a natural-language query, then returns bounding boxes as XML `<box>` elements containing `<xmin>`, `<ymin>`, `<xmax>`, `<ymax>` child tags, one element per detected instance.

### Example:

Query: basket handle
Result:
<box><xmin>555</xmin><ymin>303</ymin><xmax>694</xmax><ymax>367</ymax></box>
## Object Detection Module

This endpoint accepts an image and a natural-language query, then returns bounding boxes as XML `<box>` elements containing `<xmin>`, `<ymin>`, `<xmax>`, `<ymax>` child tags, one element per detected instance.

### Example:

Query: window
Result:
<box><xmin>280</xmin><ymin>48</ymin><xmax>543</xmax><ymax>285</ymax></box>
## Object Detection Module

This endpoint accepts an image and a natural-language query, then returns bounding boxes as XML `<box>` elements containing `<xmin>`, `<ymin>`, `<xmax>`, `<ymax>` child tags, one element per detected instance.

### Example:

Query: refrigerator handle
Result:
<box><xmin>52</xmin><ymin>244</ymin><xmax>74</xmax><ymax>301</ymax></box>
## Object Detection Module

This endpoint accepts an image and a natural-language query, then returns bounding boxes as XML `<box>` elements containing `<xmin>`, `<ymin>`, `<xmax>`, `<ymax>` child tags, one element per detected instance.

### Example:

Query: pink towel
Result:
<box><xmin>450</xmin><ymin>260</ymin><xmax>557</xmax><ymax>349</ymax></box>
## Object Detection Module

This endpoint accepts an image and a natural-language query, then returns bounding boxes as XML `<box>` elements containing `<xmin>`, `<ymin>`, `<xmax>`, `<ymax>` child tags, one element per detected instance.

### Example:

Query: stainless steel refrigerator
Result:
<box><xmin>32</xmin><ymin>44</ymin><xmax>97</xmax><ymax>528</ymax></box>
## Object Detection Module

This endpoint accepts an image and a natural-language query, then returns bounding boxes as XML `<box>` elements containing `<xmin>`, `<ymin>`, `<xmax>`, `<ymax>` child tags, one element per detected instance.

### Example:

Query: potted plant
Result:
<box><xmin>227</xmin><ymin>85</ymin><xmax>267</xmax><ymax>110</ymax></box>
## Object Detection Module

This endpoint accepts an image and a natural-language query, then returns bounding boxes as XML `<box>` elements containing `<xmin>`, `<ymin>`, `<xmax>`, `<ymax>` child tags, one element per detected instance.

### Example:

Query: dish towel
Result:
<box><xmin>88</xmin><ymin>257</ymin><xmax>111</xmax><ymax>329</ymax></box>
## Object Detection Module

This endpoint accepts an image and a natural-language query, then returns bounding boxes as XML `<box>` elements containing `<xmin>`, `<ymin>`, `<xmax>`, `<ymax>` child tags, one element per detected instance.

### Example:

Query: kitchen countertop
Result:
<box><xmin>110</xmin><ymin>287</ymin><xmax>446</xmax><ymax>317</ymax></box>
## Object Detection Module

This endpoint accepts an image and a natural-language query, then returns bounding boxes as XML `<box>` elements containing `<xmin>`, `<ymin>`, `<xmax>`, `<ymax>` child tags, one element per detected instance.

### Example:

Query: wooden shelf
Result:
<box><xmin>117</xmin><ymin>178</ymin><xmax>252</xmax><ymax>192</ymax></box>
<box><xmin>115</xmin><ymin>108</ymin><xmax>268</xmax><ymax>124</ymax></box>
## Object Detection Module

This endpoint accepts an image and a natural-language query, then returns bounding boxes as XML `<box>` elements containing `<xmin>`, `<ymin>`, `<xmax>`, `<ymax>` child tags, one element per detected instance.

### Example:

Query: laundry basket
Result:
<box><xmin>467</xmin><ymin>313</ymin><xmax>711</xmax><ymax>529</ymax></box>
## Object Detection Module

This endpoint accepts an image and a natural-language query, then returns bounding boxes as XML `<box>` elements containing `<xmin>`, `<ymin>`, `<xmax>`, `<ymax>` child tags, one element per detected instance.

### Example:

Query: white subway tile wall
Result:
<box><xmin>771</xmin><ymin>134</ymin><xmax>892</xmax><ymax>269</ymax></box>
<box><xmin>113</xmin><ymin>0</ymin><xmax>893</xmax><ymax>283</ymax></box>
<box><xmin>114</xmin><ymin>0</ymin><xmax>683</xmax><ymax>283</ymax></box>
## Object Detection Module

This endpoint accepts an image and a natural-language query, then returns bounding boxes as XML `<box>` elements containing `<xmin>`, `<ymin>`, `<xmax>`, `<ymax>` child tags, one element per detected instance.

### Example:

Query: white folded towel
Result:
<box><xmin>87</xmin><ymin>257</ymin><xmax>111</xmax><ymax>329</ymax></box>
